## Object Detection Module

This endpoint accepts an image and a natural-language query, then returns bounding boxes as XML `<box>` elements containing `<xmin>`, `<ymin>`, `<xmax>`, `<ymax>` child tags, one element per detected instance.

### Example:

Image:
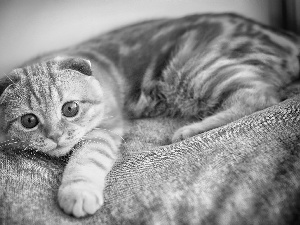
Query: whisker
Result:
<box><xmin>126</xmin><ymin>150</ymin><xmax>153</xmax><ymax>155</ymax></box>
<box><xmin>3</xmin><ymin>72</ymin><xmax>16</xmax><ymax>85</ymax></box>
<box><xmin>93</xmin><ymin>128</ymin><xmax>126</xmax><ymax>143</ymax></box>
<box><xmin>0</xmin><ymin>138</ymin><xmax>20</xmax><ymax>145</ymax></box>
<box><xmin>81</xmin><ymin>136</ymin><xmax>115</xmax><ymax>145</ymax></box>
<box><xmin>0</xmin><ymin>138</ymin><xmax>17</xmax><ymax>145</ymax></box>
<box><xmin>24</xmin><ymin>143</ymin><xmax>38</xmax><ymax>152</ymax></box>
<box><xmin>0</xmin><ymin>140</ymin><xmax>19</xmax><ymax>149</ymax></box>
<box><xmin>81</xmin><ymin>136</ymin><xmax>106</xmax><ymax>141</ymax></box>
<box><xmin>102</xmin><ymin>115</ymin><xmax>115</xmax><ymax>120</ymax></box>
<box><xmin>0</xmin><ymin>139</ymin><xmax>36</xmax><ymax>152</ymax></box>
<box><xmin>0</xmin><ymin>138</ymin><xmax>41</xmax><ymax>153</ymax></box>
<box><xmin>23</xmin><ymin>144</ymin><xmax>31</xmax><ymax>151</ymax></box>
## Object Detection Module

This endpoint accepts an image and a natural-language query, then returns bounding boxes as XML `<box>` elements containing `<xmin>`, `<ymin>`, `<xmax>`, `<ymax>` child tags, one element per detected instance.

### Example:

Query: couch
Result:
<box><xmin>1</xmin><ymin>92</ymin><xmax>300</xmax><ymax>224</ymax></box>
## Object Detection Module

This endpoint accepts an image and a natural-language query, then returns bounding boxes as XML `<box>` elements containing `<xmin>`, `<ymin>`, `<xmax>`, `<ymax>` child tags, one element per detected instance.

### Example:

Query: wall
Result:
<box><xmin>283</xmin><ymin>0</ymin><xmax>300</xmax><ymax>34</ymax></box>
<box><xmin>0</xmin><ymin>0</ymin><xmax>281</xmax><ymax>73</ymax></box>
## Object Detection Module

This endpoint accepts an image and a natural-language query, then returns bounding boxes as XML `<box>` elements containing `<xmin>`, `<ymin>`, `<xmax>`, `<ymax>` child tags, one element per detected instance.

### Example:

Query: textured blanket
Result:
<box><xmin>1</xmin><ymin>94</ymin><xmax>300</xmax><ymax>225</ymax></box>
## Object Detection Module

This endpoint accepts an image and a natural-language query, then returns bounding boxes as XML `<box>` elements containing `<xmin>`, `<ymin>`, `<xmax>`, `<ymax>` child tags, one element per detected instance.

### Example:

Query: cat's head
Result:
<box><xmin>0</xmin><ymin>57</ymin><xmax>104</xmax><ymax>156</ymax></box>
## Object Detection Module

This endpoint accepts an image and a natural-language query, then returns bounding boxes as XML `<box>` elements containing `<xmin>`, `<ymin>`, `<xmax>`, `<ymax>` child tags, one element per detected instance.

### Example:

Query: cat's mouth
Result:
<box><xmin>45</xmin><ymin>141</ymin><xmax>79</xmax><ymax>157</ymax></box>
<box><xmin>47</xmin><ymin>144</ymin><xmax>74</xmax><ymax>157</ymax></box>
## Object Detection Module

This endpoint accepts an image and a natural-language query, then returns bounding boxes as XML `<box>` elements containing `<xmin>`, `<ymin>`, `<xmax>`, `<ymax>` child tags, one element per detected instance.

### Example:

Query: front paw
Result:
<box><xmin>58</xmin><ymin>181</ymin><xmax>103</xmax><ymax>217</ymax></box>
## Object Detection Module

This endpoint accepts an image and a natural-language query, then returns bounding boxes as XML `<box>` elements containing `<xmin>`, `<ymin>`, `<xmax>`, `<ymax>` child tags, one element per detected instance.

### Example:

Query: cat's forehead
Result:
<box><xmin>3</xmin><ymin>60</ymin><xmax>100</xmax><ymax>106</ymax></box>
<box><xmin>20</xmin><ymin>61</ymin><xmax>87</xmax><ymax>86</ymax></box>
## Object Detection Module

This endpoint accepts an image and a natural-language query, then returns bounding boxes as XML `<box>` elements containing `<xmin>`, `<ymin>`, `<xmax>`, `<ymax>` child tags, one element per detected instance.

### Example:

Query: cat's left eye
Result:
<box><xmin>21</xmin><ymin>113</ymin><xmax>39</xmax><ymax>129</ymax></box>
<box><xmin>62</xmin><ymin>101</ymin><xmax>79</xmax><ymax>117</ymax></box>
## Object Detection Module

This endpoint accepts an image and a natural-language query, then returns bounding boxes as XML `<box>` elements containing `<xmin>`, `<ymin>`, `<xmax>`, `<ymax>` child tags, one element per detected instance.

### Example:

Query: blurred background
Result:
<box><xmin>0</xmin><ymin>0</ymin><xmax>299</xmax><ymax>74</ymax></box>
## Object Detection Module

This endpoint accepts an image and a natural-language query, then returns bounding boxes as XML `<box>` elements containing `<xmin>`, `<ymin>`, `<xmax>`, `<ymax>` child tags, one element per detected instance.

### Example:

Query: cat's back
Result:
<box><xmin>86</xmin><ymin>13</ymin><xmax>299</xmax><ymax>52</ymax></box>
<box><xmin>73</xmin><ymin>13</ymin><xmax>300</xmax><ymax>79</ymax></box>
<box><xmin>97</xmin><ymin>13</ymin><xmax>298</xmax><ymax>43</ymax></box>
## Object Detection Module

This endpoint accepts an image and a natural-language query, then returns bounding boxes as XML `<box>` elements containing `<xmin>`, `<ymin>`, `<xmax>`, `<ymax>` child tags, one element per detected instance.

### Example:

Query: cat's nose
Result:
<box><xmin>47</xmin><ymin>131</ymin><xmax>63</xmax><ymax>143</ymax></box>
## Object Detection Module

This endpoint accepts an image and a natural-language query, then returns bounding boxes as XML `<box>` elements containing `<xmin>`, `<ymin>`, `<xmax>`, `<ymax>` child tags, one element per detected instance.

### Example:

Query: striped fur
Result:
<box><xmin>0</xmin><ymin>57</ymin><xmax>124</xmax><ymax>217</ymax></box>
<box><xmin>1</xmin><ymin>13</ymin><xmax>300</xmax><ymax>217</ymax></box>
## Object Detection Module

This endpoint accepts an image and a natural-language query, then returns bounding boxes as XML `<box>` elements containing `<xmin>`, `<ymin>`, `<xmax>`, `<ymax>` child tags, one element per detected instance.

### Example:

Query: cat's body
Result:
<box><xmin>69</xmin><ymin>13</ymin><xmax>299</xmax><ymax>117</ymax></box>
<box><xmin>62</xmin><ymin>13</ymin><xmax>300</xmax><ymax>140</ymax></box>
<box><xmin>1</xmin><ymin>13</ymin><xmax>300</xmax><ymax>217</ymax></box>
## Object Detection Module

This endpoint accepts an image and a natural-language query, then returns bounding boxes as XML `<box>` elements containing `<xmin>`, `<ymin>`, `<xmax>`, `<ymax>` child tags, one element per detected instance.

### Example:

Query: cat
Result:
<box><xmin>0</xmin><ymin>13</ymin><xmax>299</xmax><ymax>217</ymax></box>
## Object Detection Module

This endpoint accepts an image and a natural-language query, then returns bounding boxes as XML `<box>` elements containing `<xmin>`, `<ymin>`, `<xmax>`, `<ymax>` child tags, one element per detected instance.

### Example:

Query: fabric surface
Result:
<box><xmin>1</xmin><ymin>95</ymin><xmax>300</xmax><ymax>225</ymax></box>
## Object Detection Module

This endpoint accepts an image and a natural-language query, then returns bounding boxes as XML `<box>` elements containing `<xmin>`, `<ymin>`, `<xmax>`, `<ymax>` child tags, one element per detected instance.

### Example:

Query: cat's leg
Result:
<box><xmin>172</xmin><ymin>85</ymin><xmax>280</xmax><ymax>142</ymax></box>
<box><xmin>58</xmin><ymin>127</ymin><xmax>122</xmax><ymax>217</ymax></box>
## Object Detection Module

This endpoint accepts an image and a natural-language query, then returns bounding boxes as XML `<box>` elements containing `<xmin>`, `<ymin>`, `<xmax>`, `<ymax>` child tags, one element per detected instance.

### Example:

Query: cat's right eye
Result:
<box><xmin>21</xmin><ymin>113</ymin><xmax>39</xmax><ymax>129</ymax></box>
<box><xmin>62</xmin><ymin>101</ymin><xmax>79</xmax><ymax>118</ymax></box>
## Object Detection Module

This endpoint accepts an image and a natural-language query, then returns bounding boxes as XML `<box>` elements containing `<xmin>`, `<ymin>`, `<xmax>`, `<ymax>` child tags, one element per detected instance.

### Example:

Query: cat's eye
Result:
<box><xmin>62</xmin><ymin>101</ymin><xmax>79</xmax><ymax>117</ymax></box>
<box><xmin>21</xmin><ymin>113</ymin><xmax>39</xmax><ymax>129</ymax></box>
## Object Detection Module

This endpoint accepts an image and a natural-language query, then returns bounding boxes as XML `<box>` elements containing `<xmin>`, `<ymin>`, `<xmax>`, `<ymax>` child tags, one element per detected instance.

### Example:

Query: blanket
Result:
<box><xmin>1</xmin><ymin>94</ymin><xmax>300</xmax><ymax>225</ymax></box>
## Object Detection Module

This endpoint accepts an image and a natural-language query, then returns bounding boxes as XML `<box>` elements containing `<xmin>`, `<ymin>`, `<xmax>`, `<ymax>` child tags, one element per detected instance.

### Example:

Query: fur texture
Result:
<box><xmin>1</xmin><ymin>13</ymin><xmax>300</xmax><ymax>217</ymax></box>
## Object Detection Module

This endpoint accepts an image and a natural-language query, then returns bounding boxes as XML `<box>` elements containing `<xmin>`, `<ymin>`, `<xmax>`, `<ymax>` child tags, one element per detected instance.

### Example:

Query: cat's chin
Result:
<box><xmin>46</xmin><ymin>145</ymin><xmax>73</xmax><ymax>157</ymax></box>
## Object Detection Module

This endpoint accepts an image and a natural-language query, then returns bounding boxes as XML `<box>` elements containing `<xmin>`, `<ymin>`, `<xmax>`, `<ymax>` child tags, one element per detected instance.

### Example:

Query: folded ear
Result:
<box><xmin>0</xmin><ymin>72</ymin><xmax>21</xmax><ymax>104</ymax></box>
<box><xmin>55</xmin><ymin>57</ymin><xmax>92</xmax><ymax>76</ymax></box>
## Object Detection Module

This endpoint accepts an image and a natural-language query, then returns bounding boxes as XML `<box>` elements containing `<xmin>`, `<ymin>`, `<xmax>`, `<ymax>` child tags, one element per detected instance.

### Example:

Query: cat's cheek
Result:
<box><xmin>85</xmin><ymin>76</ymin><xmax>103</xmax><ymax>98</ymax></box>
<box><xmin>83</xmin><ymin>107</ymin><xmax>104</xmax><ymax>128</ymax></box>
<box><xmin>6</xmin><ymin>125</ymin><xmax>30</xmax><ymax>144</ymax></box>
<box><xmin>0</xmin><ymin>123</ymin><xmax>8</xmax><ymax>142</ymax></box>
<box><xmin>0</xmin><ymin>134</ymin><xmax>7</xmax><ymax>142</ymax></box>
<box><xmin>87</xmin><ymin>106</ymin><xmax>104</xmax><ymax>118</ymax></box>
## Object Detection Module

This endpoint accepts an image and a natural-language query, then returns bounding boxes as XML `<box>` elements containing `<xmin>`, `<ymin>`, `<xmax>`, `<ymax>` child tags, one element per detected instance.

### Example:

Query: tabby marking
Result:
<box><xmin>1</xmin><ymin>13</ymin><xmax>299</xmax><ymax>217</ymax></box>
